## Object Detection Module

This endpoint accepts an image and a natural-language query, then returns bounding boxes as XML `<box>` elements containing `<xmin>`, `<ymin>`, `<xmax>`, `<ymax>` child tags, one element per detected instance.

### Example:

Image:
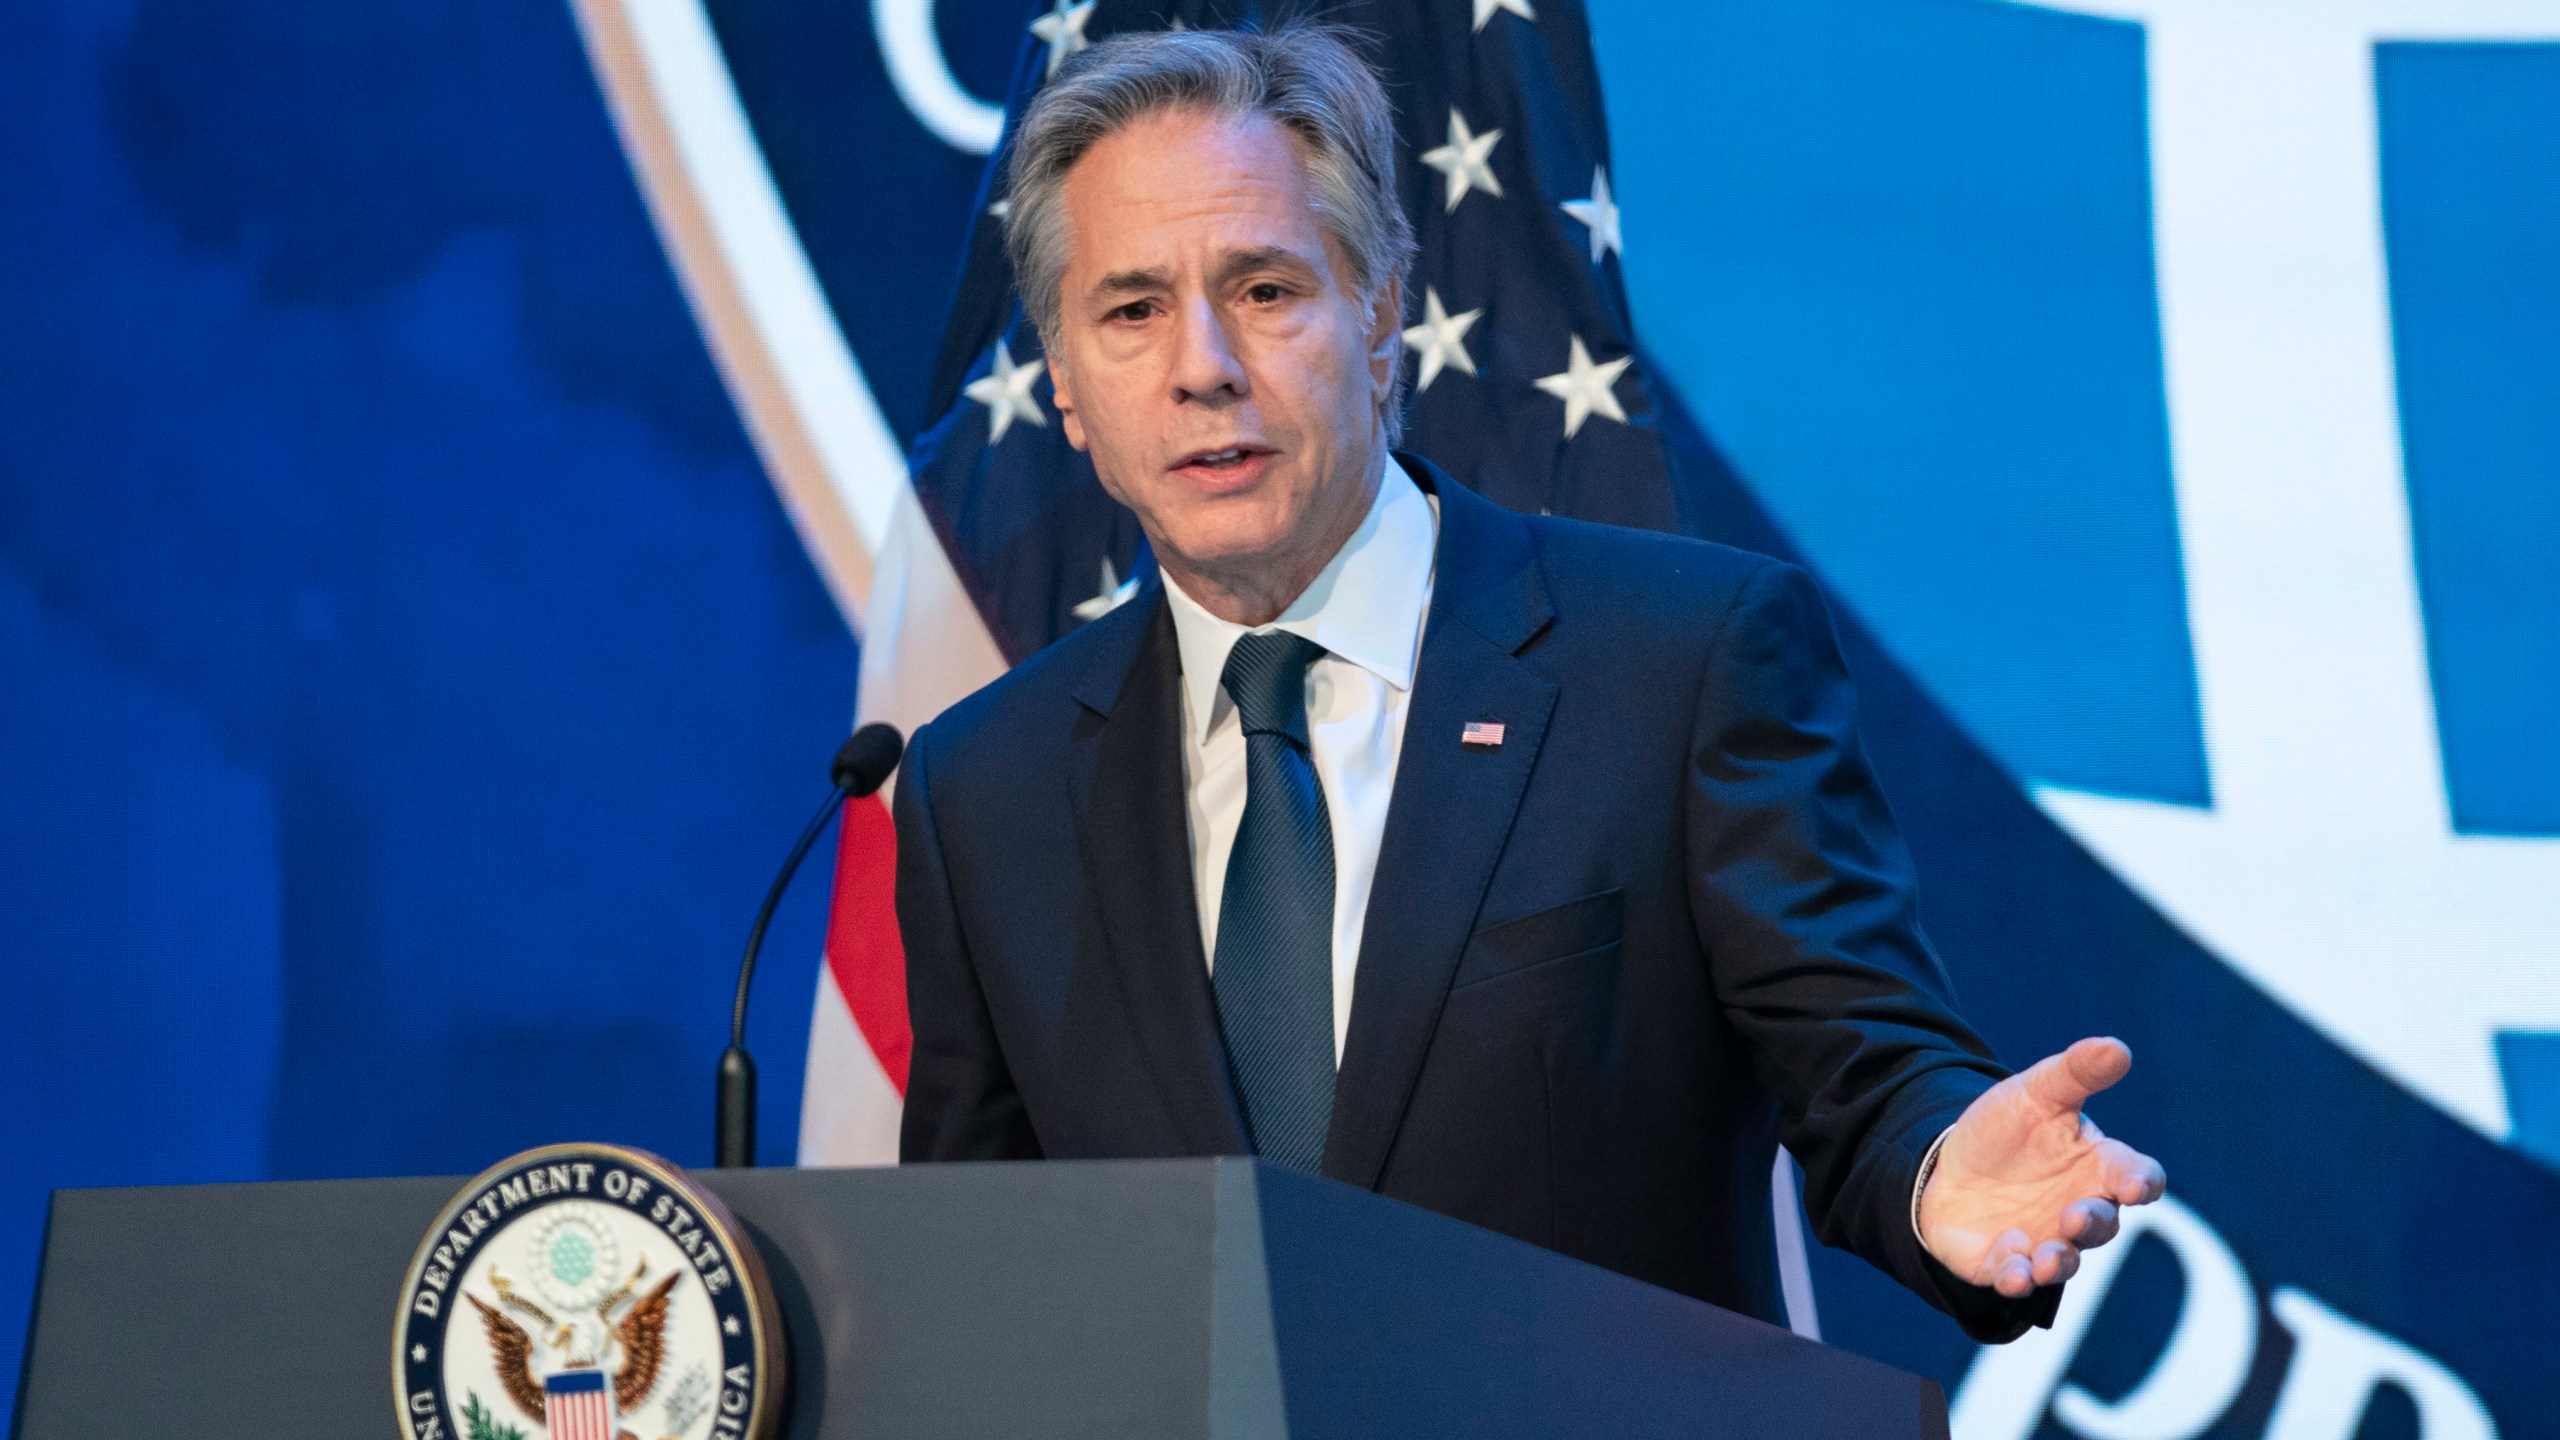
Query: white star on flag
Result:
<box><xmin>1030</xmin><ymin>0</ymin><xmax>1094</xmax><ymax>78</ymax></box>
<box><xmin>1560</xmin><ymin>167</ymin><xmax>1622</xmax><ymax>264</ymax></box>
<box><xmin>1072</xmin><ymin>556</ymin><xmax>1140</xmax><ymax>621</ymax></box>
<box><xmin>964</xmin><ymin>338</ymin><xmax>1046</xmax><ymax>445</ymax></box>
<box><xmin>1472</xmin><ymin>0</ymin><xmax>1537</xmax><ymax>31</ymax></box>
<box><xmin>1419</xmin><ymin>109</ymin><xmax>1504</xmax><ymax>213</ymax></box>
<box><xmin>1400</xmin><ymin>287</ymin><xmax>1482</xmax><ymax>392</ymax></box>
<box><xmin>1533</xmin><ymin>335</ymin><xmax>1633</xmax><ymax>438</ymax></box>
<box><xmin>987</xmin><ymin>196</ymin><xmax>1011</xmax><ymax>221</ymax></box>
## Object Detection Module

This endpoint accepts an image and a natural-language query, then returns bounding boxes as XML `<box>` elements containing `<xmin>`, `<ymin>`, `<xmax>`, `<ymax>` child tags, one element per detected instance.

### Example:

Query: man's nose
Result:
<box><xmin>1169</xmin><ymin>294</ymin><xmax>1247</xmax><ymax>406</ymax></box>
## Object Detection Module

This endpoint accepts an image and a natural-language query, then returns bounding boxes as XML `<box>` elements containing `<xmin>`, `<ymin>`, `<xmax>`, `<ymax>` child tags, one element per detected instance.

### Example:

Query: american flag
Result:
<box><xmin>1461</xmin><ymin>721</ymin><xmax>1507</xmax><ymax>749</ymax></box>
<box><xmin>799</xmin><ymin>0</ymin><xmax>1726</xmax><ymax>1163</ymax></box>
<box><xmin>542</xmin><ymin>1368</ymin><xmax>614</xmax><ymax>1440</ymax></box>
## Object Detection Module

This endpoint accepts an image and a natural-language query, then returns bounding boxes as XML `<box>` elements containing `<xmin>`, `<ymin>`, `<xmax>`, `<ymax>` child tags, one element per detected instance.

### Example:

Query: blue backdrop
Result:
<box><xmin>6</xmin><ymin>0</ymin><xmax>2557</xmax><ymax>1433</ymax></box>
<box><xmin>0</xmin><ymin>0</ymin><xmax>903</xmax><ymax>1409</ymax></box>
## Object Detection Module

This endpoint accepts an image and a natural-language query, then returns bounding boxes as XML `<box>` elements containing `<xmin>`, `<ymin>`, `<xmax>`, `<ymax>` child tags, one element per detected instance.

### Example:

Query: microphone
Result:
<box><xmin>716</xmin><ymin>723</ymin><xmax>905</xmax><ymax>1168</ymax></box>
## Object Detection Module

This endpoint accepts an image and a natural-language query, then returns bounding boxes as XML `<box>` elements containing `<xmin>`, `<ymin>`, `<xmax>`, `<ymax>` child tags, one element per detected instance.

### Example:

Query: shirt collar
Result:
<box><xmin>1162</xmin><ymin>452</ymin><xmax>1439</xmax><ymax>747</ymax></box>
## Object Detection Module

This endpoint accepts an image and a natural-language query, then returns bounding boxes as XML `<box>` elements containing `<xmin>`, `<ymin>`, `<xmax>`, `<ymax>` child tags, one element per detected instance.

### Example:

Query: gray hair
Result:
<box><xmin>1005</xmin><ymin>26</ymin><xmax>1417</xmax><ymax>430</ymax></box>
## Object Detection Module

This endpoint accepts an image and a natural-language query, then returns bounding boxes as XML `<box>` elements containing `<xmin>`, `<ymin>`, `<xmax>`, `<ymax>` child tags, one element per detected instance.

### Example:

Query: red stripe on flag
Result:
<box><xmin>824</xmin><ymin>792</ymin><xmax>910</xmax><ymax>1094</ymax></box>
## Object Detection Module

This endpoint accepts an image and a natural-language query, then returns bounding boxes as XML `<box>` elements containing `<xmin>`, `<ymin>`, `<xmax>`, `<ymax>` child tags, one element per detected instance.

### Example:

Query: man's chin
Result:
<box><xmin>1148</xmin><ymin>498</ymin><xmax>1296</xmax><ymax>560</ymax></box>
<box><xmin>1163</xmin><ymin>533</ymin><xmax>1293</xmax><ymax>577</ymax></box>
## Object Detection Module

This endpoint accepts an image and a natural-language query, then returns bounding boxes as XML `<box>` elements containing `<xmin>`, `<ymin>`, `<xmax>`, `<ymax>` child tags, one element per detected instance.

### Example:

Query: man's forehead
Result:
<box><xmin>1074</xmin><ymin>105</ymin><xmax>1303</xmax><ymax>187</ymax></box>
<box><xmin>1060</xmin><ymin>108</ymin><xmax>1326</xmax><ymax>269</ymax></box>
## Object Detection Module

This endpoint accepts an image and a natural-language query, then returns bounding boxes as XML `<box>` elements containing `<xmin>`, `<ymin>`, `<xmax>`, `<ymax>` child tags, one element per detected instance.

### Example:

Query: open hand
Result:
<box><xmin>1918</xmin><ymin>1036</ymin><xmax>2167</xmax><ymax>1298</ymax></box>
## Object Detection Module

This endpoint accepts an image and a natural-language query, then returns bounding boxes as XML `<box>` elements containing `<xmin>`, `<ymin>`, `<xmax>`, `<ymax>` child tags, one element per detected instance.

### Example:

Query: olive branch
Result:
<box><xmin>459</xmin><ymin>1390</ymin><xmax>527</xmax><ymax>1440</ymax></box>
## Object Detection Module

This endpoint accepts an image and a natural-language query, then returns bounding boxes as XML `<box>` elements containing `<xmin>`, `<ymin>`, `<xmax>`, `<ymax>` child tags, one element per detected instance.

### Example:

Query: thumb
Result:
<box><xmin>2020</xmin><ymin>1036</ymin><xmax>2133</xmax><ymax>1114</ymax></box>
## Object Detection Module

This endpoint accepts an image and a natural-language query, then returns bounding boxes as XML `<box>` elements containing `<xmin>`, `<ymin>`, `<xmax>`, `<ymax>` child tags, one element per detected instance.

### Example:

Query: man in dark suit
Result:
<box><xmin>896</xmin><ymin>26</ymin><xmax>2164</xmax><ymax>1343</ymax></box>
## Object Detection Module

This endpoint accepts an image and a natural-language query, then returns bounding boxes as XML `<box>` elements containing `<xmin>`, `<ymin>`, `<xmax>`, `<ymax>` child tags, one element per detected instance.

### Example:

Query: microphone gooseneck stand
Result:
<box><xmin>716</xmin><ymin>723</ymin><xmax>904</xmax><ymax>1168</ymax></box>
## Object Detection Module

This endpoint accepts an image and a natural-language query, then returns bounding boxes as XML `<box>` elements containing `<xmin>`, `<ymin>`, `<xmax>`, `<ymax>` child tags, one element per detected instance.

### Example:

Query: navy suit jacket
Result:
<box><xmin>896</xmin><ymin>454</ymin><xmax>2054</xmax><ymax>1342</ymax></box>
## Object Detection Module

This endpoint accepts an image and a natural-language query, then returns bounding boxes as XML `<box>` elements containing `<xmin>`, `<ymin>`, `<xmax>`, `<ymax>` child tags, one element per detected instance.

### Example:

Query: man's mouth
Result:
<box><xmin>1174</xmin><ymin>445</ymin><xmax>1270</xmax><ymax>471</ymax></box>
<box><xmin>1169</xmin><ymin>445</ymin><xmax>1277</xmax><ymax>488</ymax></box>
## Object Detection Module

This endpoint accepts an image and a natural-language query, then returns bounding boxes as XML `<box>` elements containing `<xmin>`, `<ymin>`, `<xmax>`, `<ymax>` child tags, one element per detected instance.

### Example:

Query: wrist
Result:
<box><xmin>1910</xmin><ymin>1124</ymin><xmax>1954</xmax><ymax>1247</ymax></box>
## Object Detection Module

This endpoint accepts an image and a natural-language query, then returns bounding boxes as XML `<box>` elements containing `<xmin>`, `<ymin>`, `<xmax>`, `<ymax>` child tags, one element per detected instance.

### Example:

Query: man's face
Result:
<box><xmin>1045</xmin><ymin>107</ymin><xmax>1400</xmax><ymax>595</ymax></box>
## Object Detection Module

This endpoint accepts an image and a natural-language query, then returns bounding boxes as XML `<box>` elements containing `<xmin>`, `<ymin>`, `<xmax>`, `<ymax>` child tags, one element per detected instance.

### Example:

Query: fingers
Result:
<box><xmin>2021</xmin><ymin>1036</ymin><xmax>2134</xmax><ymax>1113</ymax></box>
<box><xmin>1977</xmin><ymin>1197</ymin><xmax>2134</xmax><ymax>1297</ymax></box>
<box><xmin>1981</xmin><ymin>1231</ymin><xmax>2086</xmax><ymax>1296</ymax></box>
<box><xmin>2095</xmin><ymin>1138</ymin><xmax>2169</xmax><ymax>1205</ymax></box>
<box><xmin>2064</xmin><ymin>1197</ymin><xmax>2120</xmax><ymax>1248</ymax></box>
<box><xmin>1986</xmin><ymin>1234</ymin><xmax>2086</xmax><ymax>1296</ymax></box>
<box><xmin>1984</xmin><ymin>1228</ymin><xmax>2037</xmax><ymax>1298</ymax></box>
<box><xmin>2032</xmin><ymin>1239</ymin><xmax>2081</xmax><ymax>1287</ymax></box>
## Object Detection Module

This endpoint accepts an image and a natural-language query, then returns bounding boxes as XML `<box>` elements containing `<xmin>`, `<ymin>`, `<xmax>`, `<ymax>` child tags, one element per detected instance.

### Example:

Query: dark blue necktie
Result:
<box><xmin>1212</xmin><ymin>630</ymin><xmax>1337</xmax><ymax>1173</ymax></box>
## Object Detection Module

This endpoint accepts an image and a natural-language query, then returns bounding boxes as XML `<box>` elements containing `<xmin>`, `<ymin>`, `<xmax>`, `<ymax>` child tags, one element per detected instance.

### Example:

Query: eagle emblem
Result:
<box><xmin>394</xmin><ymin>1144</ymin><xmax>784</xmax><ymax>1440</ymax></box>
<box><xmin>464</xmin><ymin>1264</ymin><xmax>681</xmax><ymax>1425</ymax></box>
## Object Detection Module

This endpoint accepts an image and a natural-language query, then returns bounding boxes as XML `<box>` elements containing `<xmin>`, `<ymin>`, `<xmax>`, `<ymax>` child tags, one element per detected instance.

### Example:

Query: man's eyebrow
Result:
<box><xmin>1092</xmin><ymin>266</ymin><xmax>1171</xmax><ymax>298</ymax></box>
<box><xmin>1087</xmin><ymin>247</ymin><xmax>1325</xmax><ymax>305</ymax></box>
<box><xmin>1216</xmin><ymin>246</ymin><xmax>1321</xmax><ymax>285</ymax></box>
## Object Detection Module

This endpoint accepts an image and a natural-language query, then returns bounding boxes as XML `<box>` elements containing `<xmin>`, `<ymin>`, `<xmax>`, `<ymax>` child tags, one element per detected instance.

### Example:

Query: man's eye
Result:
<box><xmin>1111</xmin><ymin>300</ymin><xmax>1156</xmax><ymax>322</ymax></box>
<box><xmin>1245</xmin><ymin>283</ymin><xmax>1287</xmax><ymax>305</ymax></box>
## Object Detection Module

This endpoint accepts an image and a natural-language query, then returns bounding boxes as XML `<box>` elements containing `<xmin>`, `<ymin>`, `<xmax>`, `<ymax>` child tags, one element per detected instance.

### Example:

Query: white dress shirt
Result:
<box><xmin>1162</xmin><ymin>455</ymin><xmax>1438</xmax><ymax>1064</ymax></box>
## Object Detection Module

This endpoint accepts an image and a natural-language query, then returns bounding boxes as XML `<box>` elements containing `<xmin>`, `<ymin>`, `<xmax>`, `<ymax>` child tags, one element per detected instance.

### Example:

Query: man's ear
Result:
<box><xmin>1364</xmin><ymin>275</ymin><xmax>1405</xmax><ymax>388</ymax></box>
<box><xmin>1046</xmin><ymin>354</ymin><xmax>1088</xmax><ymax>452</ymax></box>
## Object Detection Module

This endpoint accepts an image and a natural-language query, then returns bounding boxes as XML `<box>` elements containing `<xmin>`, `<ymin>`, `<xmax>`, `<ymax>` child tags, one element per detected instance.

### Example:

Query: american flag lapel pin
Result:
<box><xmin>1461</xmin><ymin>720</ymin><xmax>1506</xmax><ymax>750</ymax></box>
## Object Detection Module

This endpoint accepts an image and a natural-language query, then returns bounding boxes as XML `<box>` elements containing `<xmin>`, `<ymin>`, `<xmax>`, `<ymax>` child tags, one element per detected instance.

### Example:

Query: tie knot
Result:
<box><xmin>1221</xmin><ymin>631</ymin><xmax>1326</xmax><ymax>744</ymax></box>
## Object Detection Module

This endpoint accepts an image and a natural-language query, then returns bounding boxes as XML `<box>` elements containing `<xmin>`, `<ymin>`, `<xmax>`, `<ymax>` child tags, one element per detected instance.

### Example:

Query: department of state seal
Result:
<box><xmin>393</xmin><ymin>1144</ymin><xmax>784</xmax><ymax>1440</ymax></box>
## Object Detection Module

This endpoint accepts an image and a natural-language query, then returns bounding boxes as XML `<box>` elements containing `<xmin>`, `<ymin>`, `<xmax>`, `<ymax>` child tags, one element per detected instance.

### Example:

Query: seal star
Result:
<box><xmin>1400</xmin><ymin>286</ymin><xmax>1482</xmax><ymax>392</ymax></box>
<box><xmin>1029</xmin><ymin>0</ymin><xmax>1094</xmax><ymax>78</ymax></box>
<box><xmin>1419</xmin><ymin>109</ymin><xmax>1504</xmax><ymax>212</ymax></box>
<box><xmin>1533</xmin><ymin>335</ymin><xmax>1633</xmax><ymax>438</ymax></box>
<box><xmin>412</xmin><ymin>1344</ymin><xmax>428</xmax><ymax>1363</ymax></box>
<box><xmin>723</xmin><ymin>1315</ymin><xmax>742</xmax><ymax>1336</ymax></box>
<box><xmin>1472</xmin><ymin>0</ymin><xmax>1537</xmax><ymax>30</ymax></box>
<box><xmin>964</xmin><ymin>338</ymin><xmax>1047</xmax><ymax>445</ymax></box>
<box><xmin>1560</xmin><ymin>167</ymin><xmax>1622</xmax><ymax>264</ymax></box>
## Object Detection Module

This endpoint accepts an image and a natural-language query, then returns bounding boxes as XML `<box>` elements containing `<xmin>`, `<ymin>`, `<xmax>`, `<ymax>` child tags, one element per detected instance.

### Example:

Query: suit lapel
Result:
<box><xmin>1324</xmin><ymin>460</ymin><xmax>1558</xmax><ymax>1189</ymax></box>
<box><xmin>1066</xmin><ymin>587</ymin><xmax>1253</xmax><ymax>1155</ymax></box>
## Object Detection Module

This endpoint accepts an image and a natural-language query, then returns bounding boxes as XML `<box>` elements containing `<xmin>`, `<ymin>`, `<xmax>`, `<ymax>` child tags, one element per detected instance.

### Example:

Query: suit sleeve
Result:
<box><xmin>894</xmin><ymin>721</ymin><xmax>1044</xmax><ymax>1164</ymax></box>
<box><xmin>1684</xmin><ymin>560</ymin><xmax>2057</xmax><ymax>1342</ymax></box>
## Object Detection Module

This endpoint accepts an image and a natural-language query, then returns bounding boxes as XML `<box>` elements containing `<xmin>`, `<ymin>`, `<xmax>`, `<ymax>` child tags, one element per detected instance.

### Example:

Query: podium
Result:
<box><xmin>14</xmin><ymin>1157</ymin><xmax>1948</xmax><ymax>1438</ymax></box>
